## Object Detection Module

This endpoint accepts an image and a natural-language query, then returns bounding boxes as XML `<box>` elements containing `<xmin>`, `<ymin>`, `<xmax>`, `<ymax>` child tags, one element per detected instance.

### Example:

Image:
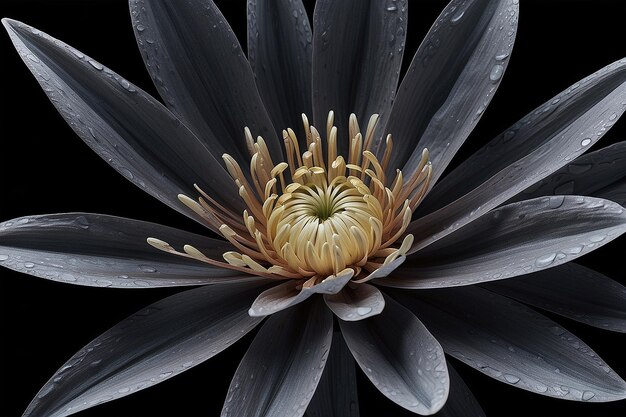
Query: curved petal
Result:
<box><xmin>22</xmin><ymin>281</ymin><xmax>267</xmax><ymax>417</ymax></box>
<box><xmin>247</xmin><ymin>0</ymin><xmax>312</xmax><ymax>139</ymax></box>
<box><xmin>392</xmin><ymin>286</ymin><xmax>626</xmax><ymax>402</ymax></box>
<box><xmin>324</xmin><ymin>283</ymin><xmax>385</xmax><ymax>321</ymax></box>
<box><xmin>339</xmin><ymin>294</ymin><xmax>449</xmax><ymax>415</ymax></box>
<box><xmin>312</xmin><ymin>0</ymin><xmax>408</xmax><ymax>156</ymax></box>
<box><xmin>485</xmin><ymin>263</ymin><xmax>626</xmax><ymax>332</ymax></box>
<box><xmin>512</xmin><ymin>141</ymin><xmax>626</xmax><ymax>203</ymax></box>
<box><xmin>385</xmin><ymin>0</ymin><xmax>518</xmax><ymax>182</ymax></box>
<box><xmin>222</xmin><ymin>298</ymin><xmax>333</xmax><ymax>417</ymax></box>
<box><xmin>130</xmin><ymin>0</ymin><xmax>282</xmax><ymax>163</ymax></box>
<box><xmin>2</xmin><ymin>19</ymin><xmax>241</xmax><ymax>230</ymax></box>
<box><xmin>419</xmin><ymin>57</ymin><xmax>626</xmax><ymax>218</ymax></box>
<box><xmin>306</xmin><ymin>332</ymin><xmax>359</xmax><ymax>417</ymax></box>
<box><xmin>0</xmin><ymin>213</ymin><xmax>257</xmax><ymax>288</ymax></box>
<box><xmin>384</xmin><ymin>196</ymin><xmax>626</xmax><ymax>289</ymax></box>
<box><xmin>248</xmin><ymin>269</ymin><xmax>354</xmax><ymax>317</ymax></box>
<box><xmin>435</xmin><ymin>364</ymin><xmax>486</xmax><ymax>417</ymax></box>
<box><xmin>408</xmin><ymin>58</ymin><xmax>626</xmax><ymax>254</ymax></box>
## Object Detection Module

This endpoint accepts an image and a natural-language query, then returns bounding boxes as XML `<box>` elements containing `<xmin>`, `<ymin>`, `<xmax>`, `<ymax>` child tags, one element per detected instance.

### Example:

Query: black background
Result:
<box><xmin>1</xmin><ymin>1</ymin><xmax>625</xmax><ymax>416</ymax></box>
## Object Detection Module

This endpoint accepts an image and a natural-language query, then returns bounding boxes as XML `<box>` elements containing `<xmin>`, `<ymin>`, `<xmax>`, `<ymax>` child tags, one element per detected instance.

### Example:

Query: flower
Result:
<box><xmin>2</xmin><ymin>0</ymin><xmax>626</xmax><ymax>416</ymax></box>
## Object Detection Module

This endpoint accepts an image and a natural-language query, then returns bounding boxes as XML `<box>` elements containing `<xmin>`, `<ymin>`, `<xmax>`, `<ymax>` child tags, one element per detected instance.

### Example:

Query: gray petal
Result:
<box><xmin>596</xmin><ymin>179</ymin><xmax>626</xmax><ymax>206</ymax></box>
<box><xmin>340</xmin><ymin>294</ymin><xmax>449</xmax><ymax>415</ymax></box>
<box><xmin>512</xmin><ymin>141</ymin><xmax>626</xmax><ymax>203</ymax></box>
<box><xmin>434</xmin><ymin>364</ymin><xmax>485</xmax><ymax>417</ymax></box>
<box><xmin>3</xmin><ymin>19</ymin><xmax>243</xmax><ymax>231</ymax></box>
<box><xmin>385</xmin><ymin>0</ymin><xmax>518</xmax><ymax>183</ymax></box>
<box><xmin>248</xmin><ymin>0</ymin><xmax>312</xmax><ymax>140</ymax></box>
<box><xmin>420</xmin><ymin>58</ymin><xmax>626</xmax><ymax>218</ymax></box>
<box><xmin>392</xmin><ymin>286</ymin><xmax>626</xmax><ymax>402</ymax></box>
<box><xmin>222</xmin><ymin>298</ymin><xmax>333</xmax><ymax>417</ymax></box>
<box><xmin>0</xmin><ymin>213</ymin><xmax>255</xmax><ymax>288</ymax></box>
<box><xmin>312</xmin><ymin>0</ymin><xmax>407</xmax><ymax>156</ymax></box>
<box><xmin>485</xmin><ymin>262</ymin><xmax>626</xmax><ymax>332</ymax></box>
<box><xmin>129</xmin><ymin>0</ymin><xmax>282</xmax><ymax>163</ymax></box>
<box><xmin>249</xmin><ymin>269</ymin><xmax>354</xmax><ymax>316</ymax></box>
<box><xmin>409</xmin><ymin>57</ymin><xmax>626</xmax><ymax>254</ymax></box>
<box><xmin>306</xmin><ymin>332</ymin><xmax>360</xmax><ymax>417</ymax></box>
<box><xmin>324</xmin><ymin>283</ymin><xmax>385</xmax><ymax>321</ymax></box>
<box><xmin>385</xmin><ymin>196</ymin><xmax>626</xmax><ymax>289</ymax></box>
<box><xmin>22</xmin><ymin>281</ymin><xmax>267</xmax><ymax>417</ymax></box>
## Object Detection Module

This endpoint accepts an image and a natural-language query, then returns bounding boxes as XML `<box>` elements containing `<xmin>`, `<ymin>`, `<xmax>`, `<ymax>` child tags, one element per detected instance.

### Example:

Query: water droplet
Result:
<box><xmin>582</xmin><ymin>390</ymin><xmax>595</xmax><ymax>401</ymax></box>
<box><xmin>159</xmin><ymin>371</ymin><xmax>173</xmax><ymax>378</ymax></box>
<box><xmin>139</xmin><ymin>265</ymin><xmax>157</xmax><ymax>273</ymax></box>
<box><xmin>88</xmin><ymin>60</ymin><xmax>104</xmax><ymax>71</ymax></box>
<box><xmin>589</xmin><ymin>234</ymin><xmax>606</xmax><ymax>243</ymax></box>
<box><xmin>495</xmin><ymin>53</ymin><xmax>509</xmax><ymax>61</ymax></box>
<box><xmin>0</xmin><ymin>254</ymin><xmax>8</xmax><ymax>262</ymax></box>
<box><xmin>136</xmin><ymin>24</ymin><xmax>145</xmax><ymax>32</ymax></box>
<box><xmin>581</xmin><ymin>138</ymin><xmax>592</xmax><ymax>147</ymax></box>
<box><xmin>357</xmin><ymin>307</ymin><xmax>372</xmax><ymax>316</ymax></box>
<box><xmin>386</xmin><ymin>5</ymin><xmax>398</xmax><ymax>12</ymax></box>
<box><xmin>75</xmin><ymin>216</ymin><xmax>90</xmax><ymax>229</ymax></box>
<box><xmin>450</xmin><ymin>9</ymin><xmax>465</xmax><ymax>25</ymax></box>
<box><xmin>24</xmin><ymin>262</ymin><xmax>35</xmax><ymax>268</ymax></box>
<box><xmin>535</xmin><ymin>253</ymin><xmax>556</xmax><ymax>268</ymax></box>
<box><xmin>489</xmin><ymin>64</ymin><xmax>504</xmax><ymax>82</ymax></box>
<box><xmin>504</xmin><ymin>374</ymin><xmax>520</xmax><ymax>384</ymax></box>
<box><xmin>118</xmin><ymin>387</ymin><xmax>131</xmax><ymax>394</ymax></box>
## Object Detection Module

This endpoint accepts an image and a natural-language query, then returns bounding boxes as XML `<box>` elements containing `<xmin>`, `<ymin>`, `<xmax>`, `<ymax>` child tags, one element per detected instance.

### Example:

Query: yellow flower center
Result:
<box><xmin>148</xmin><ymin>112</ymin><xmax>432</xmax><ymax>282</ymax></box>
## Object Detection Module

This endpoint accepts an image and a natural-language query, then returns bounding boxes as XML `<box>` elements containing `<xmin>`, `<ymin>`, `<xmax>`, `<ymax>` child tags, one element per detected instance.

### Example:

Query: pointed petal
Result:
<box><xmin>393</xmin><ymin>286</ymin><xmax>626</xmax><ymax>402</ymax></box>
<box><xmin>324</xmin><ymin>283</ymin><xmax>385</xmax><ymax>321</ymax></box>
<box><xmin>222</xmin><ymin>298</ymin><xmax>333</xmax><ymax>417</ymax></box>
<box><xmin>512</xmin><ymin>141</ymin><xmax>626</xmax><ymax>202</ymax></box>
<box><xmin>340</xmin><ymin>294</ymin><xmax>449</xmax><ymax>415</ymax></box>
<box><xmin>22</xmin><ymin>281</ymin><xmax>267</xmax><ymax>417</ymax></box>
<box><xmin>3</xmin><ymin>19</ymin><xmax>241</xmax><ymax>230</ymax></box>
<box><xmin>0</xmin><ymin>213</ymin><xmax>257</xmax><ymax>288</ymax></box>
<box><xmin>384</xmin><ymin>196</ymin><xmax>626</xmax><ymax>289</ymax></box>
<box><xmin>312</xmin><ymin>0</ymin><xmax>407</xmax><ymax>156</ymax></box>
<box><xmin>435</xmin><ymin>364</ymin><xmax>486</xmax><ymax>417</ymax></box>
<box><xmin>248</xmin><ymin>269</ymin><xmax>354</xmax><ymax>316</ymax></box>
<box><xmin>486</xmin><ymin>263</ymin><xmax>626</xmax><ymax>332</ymax></box>
<box><xmin>129</xmin><ymin>0</ymin><xmax>282</xmax><ymax>162</ymax></box>
<box><xmin>247</xmin><ymin>0</ymin><xmax>312</xmax><ymax>139</ymax></box>
<box><xmin>306</xmin><ymin>332</ymin><xmax>360</xmax><ymax>417</ymax></box>
<box><xmin>385</xmin><ymin>0</ymin><xmax>518</xmax><ymax>182</ymax></box>
<box><xmin>419</xmin><ymin>57</ymin><xmax>626</xmax><ymax>220</ymax></box>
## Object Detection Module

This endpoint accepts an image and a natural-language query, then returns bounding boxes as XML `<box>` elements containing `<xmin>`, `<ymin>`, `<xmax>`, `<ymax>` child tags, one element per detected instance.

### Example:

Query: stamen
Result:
<box><xmin>166</xmin><ymin>112</ymin><xmax>431</xmax><ymax>282</ymax></box>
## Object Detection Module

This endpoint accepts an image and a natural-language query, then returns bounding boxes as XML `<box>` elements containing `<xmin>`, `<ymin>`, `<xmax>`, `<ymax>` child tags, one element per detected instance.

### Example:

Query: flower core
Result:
<box><xmin>153</xmin><ymin>112</ymin><xmax>432</xmax><ymax>281</ymax></box>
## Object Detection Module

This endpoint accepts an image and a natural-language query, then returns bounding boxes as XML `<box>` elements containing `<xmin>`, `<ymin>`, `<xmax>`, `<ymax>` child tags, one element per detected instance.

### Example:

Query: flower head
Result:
<box><xmin>2</xmin><ymin>0</ymin><xmax>626</xmax><ymax>416</ymax></box>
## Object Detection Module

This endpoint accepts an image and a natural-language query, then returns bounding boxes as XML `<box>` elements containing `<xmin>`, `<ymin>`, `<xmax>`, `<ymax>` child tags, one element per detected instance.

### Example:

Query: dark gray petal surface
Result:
<box><xmin>393</xmin><ymin>287</ymin><xmax>626</xmax><ymax>402</ymax></box>
<box><xmin>222</xmin><ymin>298</ymin><xmax>333</xmax><ymax>417</ymax></box>
<box><xmin>485</xmin><ymin>262</ymin><xmax>626</xmax><ymax>332</ymax></box>
<box><xmin>22</xmin><ymin>281</ymin><xmax>267</xmax><ymax>417</ymax></box>
<box><xmin>420</xmin><ymin>58</ymin><xmax>626</xmax><ymax>217</ymax></box>
<box><xmin>340</xmin><ymin>294</ymin><xmax>449</xmax><ymax>415</ymax></box>
<box><xmin>3</xmin><ymin>18</ymin><xmax>242</xmax><ymax>230</ymax></box>
<box><xmin>385</xmin><ymin>196</ymin><xmax>626</xmax><ymax>288</ymax></box>
<box><xmin>511</xmin><ymin>141</ymin><xmax>626</xmax><ymax>203</ymax></box>
<box><xmin>130</xmin><ymin>0</ymin><xmax>282</xmax><ymax>163</ymax></box>
<box><xmin>0</xmin><ymin>213</ymin><xmax>254</xmax><ymax>288</ymax></box>
<box><xmin>434</xmin><ymin>364</ymin><xmax>486</xmax><ymax>417</ymax></box>
<box><xmin>306</xmin><ymin>332</ymin><xmax>360</xmax><ymax>417</ymax></box>
<box><xmin>248</xmin><ymin>0</ymin><xmax>312</xmax><ymax>140</ymax></box>
<box><xmin>384</xmin><ymin>0</ymin><xmax>517</xmax><ymax>182</ymax></box>
<box><xmin>312</xmin><ymin>0</ymin><xmax>407</xmax><ymax>156</ymax></box>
